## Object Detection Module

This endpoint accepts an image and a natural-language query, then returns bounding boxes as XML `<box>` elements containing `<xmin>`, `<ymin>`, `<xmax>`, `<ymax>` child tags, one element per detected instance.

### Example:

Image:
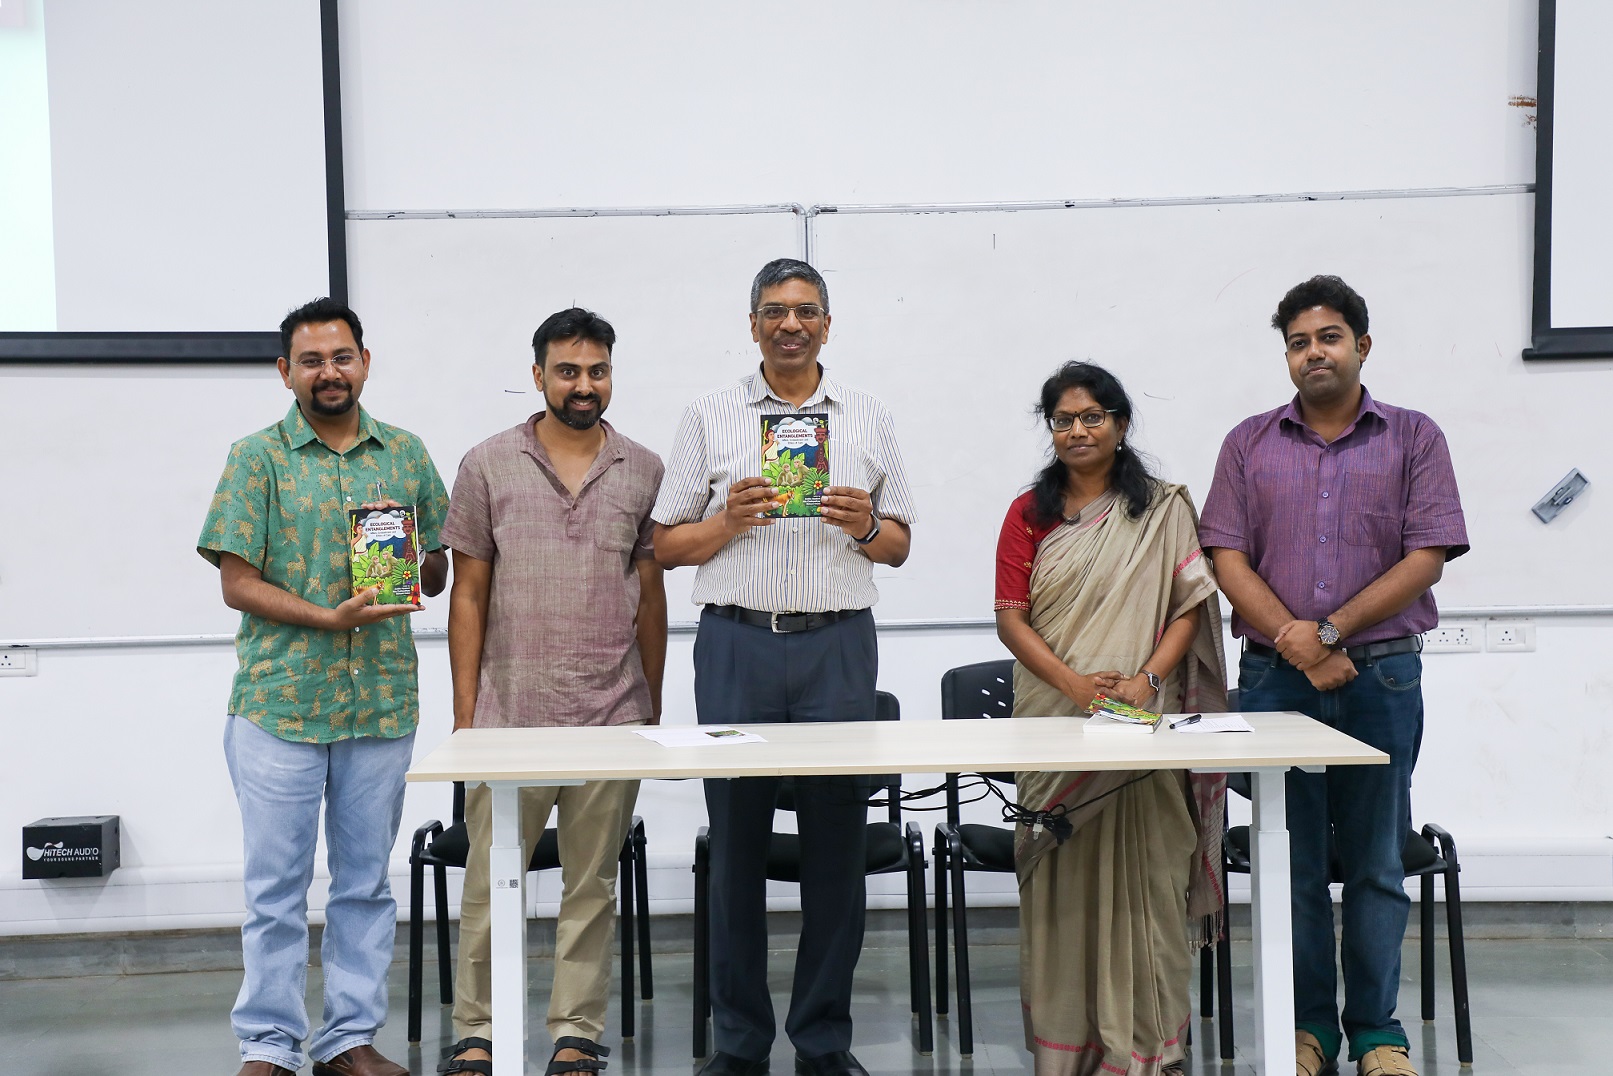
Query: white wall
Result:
<box><xmin>6</xmin><ymin>1</ymin><xmax>1613</xmax><ymax>935</ymax></box>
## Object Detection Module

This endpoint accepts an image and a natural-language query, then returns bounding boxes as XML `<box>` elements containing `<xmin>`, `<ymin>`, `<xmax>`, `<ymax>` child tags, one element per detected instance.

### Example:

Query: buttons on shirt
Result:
<box><xmin>1317</xmin><ymin>581</ymin><xmax>1328</xmax><ymax>590</ymax></box>
<box><xmin>1319</xmin><ymin>536</ymin><xmax>1327</xmax><ymax>543</ymax></box>
<box><xmin>1321</xmin><ymin>491</ymin><xmax>1330</xmax><ymax>498</ymax></box>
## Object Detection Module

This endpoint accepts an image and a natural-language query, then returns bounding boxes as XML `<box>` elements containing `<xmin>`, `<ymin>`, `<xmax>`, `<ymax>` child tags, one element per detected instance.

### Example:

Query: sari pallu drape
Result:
<box><xmin>1010</xmin><ymin>484</ymin><xmax>1228</xmax><ymax>1076</ymax></box>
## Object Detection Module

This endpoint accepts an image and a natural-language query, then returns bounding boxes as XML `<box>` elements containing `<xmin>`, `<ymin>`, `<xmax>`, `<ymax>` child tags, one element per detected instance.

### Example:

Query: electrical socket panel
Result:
<box><xmin>1486</xmin><ymin>620</ymin><xmax>1537</xmax><ymax>653</ymax></box>
<box><xmin>1423</xmin><ymin>621</ymin><xmax>1482</xmax><ymax>653</ymax></box>
<box><xmin>0</xmin><ymin>647</ymin><xmax>38</xmax><ymax>677</ymax></box>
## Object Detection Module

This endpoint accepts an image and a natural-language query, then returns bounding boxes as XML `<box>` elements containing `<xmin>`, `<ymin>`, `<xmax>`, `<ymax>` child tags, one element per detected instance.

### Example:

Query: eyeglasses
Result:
<box><xmin>293</xmin><ymin>355</ymin><xmax>360</xmax><ymax>371</ymax></box>
<box><xmin>1047</xmin><ymin>409</ymin><xmax>1117</xmax><ymax>432</ymax></box>
<box><xmin>754</xmin><ymin>303</ymin><xmax>826</xmax><ymax>324</ymax></box>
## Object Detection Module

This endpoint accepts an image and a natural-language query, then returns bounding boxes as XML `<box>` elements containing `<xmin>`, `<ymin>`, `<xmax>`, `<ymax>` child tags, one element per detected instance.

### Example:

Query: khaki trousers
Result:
<box><xmin>452</xmin><ymin>777</ymin><xmax>640</xmax><ymax>1042</ymax></box>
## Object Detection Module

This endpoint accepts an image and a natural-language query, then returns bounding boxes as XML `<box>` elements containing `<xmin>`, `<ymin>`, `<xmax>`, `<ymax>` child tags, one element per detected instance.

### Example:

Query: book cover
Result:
<box><xmin>1082</xmin><ymin>693</ymin><xmax>1164</xmax><ymax>734</ymax></box>
<box><xmin>348</xmin><ymin>505</ymin><xmax>423</xmax><ymax>606</ymax></box>
<box><xmin>761</xmin><ymin>412</ymin><xmax>829</xmax><ymax>517</ymax></box>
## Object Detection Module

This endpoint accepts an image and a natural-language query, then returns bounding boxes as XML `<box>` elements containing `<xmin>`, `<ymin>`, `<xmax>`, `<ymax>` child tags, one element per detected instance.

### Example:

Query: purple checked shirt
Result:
<box><xmin>1198</xmin><ymin>387</ymin><xmax>1469</xmax><ymax>647</ymax></box>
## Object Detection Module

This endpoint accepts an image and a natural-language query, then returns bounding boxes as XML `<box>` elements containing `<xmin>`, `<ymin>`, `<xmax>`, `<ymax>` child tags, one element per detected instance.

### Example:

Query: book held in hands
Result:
<box><xmin>761</xmin><ymin>412</ymin><xmax>829</xmax><ymax>517</ymax></box>
<box><xmin>348</xmin><ymin>505</ymin><xmax>423</xmax><ymax>606</ymax></box>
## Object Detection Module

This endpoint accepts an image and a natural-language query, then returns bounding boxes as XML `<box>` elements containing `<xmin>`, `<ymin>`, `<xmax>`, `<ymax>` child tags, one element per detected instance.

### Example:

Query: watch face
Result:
<box><xmin>1318</xmin><ymin>620</ymin><xmax>1341</xmax><ymax>647</ymax></box>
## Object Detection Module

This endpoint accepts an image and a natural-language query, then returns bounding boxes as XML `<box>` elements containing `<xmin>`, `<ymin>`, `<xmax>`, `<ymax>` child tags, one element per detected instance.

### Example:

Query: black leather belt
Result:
<box><xmin>707</xmin><ymin>605</ymin><xmax>864</xmax><ymax>634</ymax></box>
<box><xmin>1245</xmin><ymin>634</ymin><xmax>1423</xmax><ymax>664</ymax></box>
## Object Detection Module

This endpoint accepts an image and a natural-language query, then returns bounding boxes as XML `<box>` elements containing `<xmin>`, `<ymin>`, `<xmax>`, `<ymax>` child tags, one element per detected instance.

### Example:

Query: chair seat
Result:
<box><xmin>1225</xmin><ymin>826</ymin><xmax>1446</xmax><ymax>879</ymax></box>
<box><xmin>956</xmin><ymin>823</ymin><xmax>1015</xmax><ymax>872</ymax></box>
<box><xmin>764</xmin><ymin>822</ymin><xmax>907</xmax><ymax>882</ymax></box>
<box><xmin>423</xmin><ymin>822</ymin><xmax>561</xmax><ymax>873</ymax></box>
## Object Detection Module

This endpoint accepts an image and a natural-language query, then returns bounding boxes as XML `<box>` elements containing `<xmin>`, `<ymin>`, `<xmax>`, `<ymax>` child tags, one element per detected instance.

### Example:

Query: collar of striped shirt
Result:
<box><xmin>744</xmin><ymin>362</ymin><xmax>844</xmax><ymax>407</ymax></box>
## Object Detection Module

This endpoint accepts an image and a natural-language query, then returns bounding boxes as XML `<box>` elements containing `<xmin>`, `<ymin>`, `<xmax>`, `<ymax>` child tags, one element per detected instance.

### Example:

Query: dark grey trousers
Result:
<box><xmin>693</xmin><ymin>605</ymin><xmax>878</xmax><ymax>1060</ymax></box>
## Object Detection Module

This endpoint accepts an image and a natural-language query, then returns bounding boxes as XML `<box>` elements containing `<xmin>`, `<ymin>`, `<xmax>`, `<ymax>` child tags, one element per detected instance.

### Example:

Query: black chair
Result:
<box><xmin>931</xmin><ymin>659</ymin><xmax>1017</xmax><ymax>1059</ymax></box>
<box><xmin>406</xmin><ymin>782</ymin><xmax>654</xmax><ymax>1043</ymax></box>
<box><xmin>690</xmin><ymin>691</ymin><xmax>933</xmax><ymax>1057</ymax></box>
<box><xmin>1199</xmin><ymin>691</ymin><xmax>1473</xmax><ymax>1066</ymax></box>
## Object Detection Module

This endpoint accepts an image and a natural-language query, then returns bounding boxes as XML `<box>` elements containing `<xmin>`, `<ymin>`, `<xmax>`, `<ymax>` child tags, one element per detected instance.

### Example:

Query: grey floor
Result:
<box><xmin>2</xmin><ymin>936</ymin><xmax>1609</xmax><ymax>1075</ymax></box>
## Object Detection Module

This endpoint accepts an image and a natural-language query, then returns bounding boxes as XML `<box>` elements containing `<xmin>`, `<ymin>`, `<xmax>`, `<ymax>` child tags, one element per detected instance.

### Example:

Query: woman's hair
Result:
<box><xmin>1030</xmin><ymin>360</ymin><xmax>1159</xmax><ymax>524</ymax></box>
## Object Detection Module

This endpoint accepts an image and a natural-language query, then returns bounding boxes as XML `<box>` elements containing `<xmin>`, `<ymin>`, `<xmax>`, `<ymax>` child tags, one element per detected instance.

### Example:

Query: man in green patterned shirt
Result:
<box><xmin>198</xmin><ymin>297</ymin><xmax>450</xmax><ymax>1076</ymax></box>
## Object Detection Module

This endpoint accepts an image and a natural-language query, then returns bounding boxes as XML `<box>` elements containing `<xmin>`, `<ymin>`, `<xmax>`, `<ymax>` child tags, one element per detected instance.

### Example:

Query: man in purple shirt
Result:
<box><xmin>1199</xmin><ymin>275</ymin><xmax>1467</xmax><ymax>1076</ymax></box>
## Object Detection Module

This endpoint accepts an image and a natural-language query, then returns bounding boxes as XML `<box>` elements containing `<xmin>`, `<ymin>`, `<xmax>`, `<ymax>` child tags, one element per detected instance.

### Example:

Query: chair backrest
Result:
<box><xmin>776</xmin><ymin>690</ymin><xmax>903</xmax><ymax>824</ymax></box>
<box><xmin>940</xmin><ymin>659</ymin><xmax>1017</xmax><ymax>824</ymax></box>
<box><xmin>941</xmin><ymin>659</ymin><xmax>1016</xmax><ymax>720</ymax></box>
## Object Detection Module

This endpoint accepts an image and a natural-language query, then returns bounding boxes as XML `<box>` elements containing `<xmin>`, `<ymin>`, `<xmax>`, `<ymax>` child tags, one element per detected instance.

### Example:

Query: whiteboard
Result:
<box><xmin>344</xmin><ymin>0</ymin><xmax>1536</xmax><ymax>211</ymax></box>
<box><xmin>808</xmin><ymin>191</ymin><xmax>1611</xmax><ymax>617</ymax></box>
<box><xmin>0</xmin><ymin>212</ymin><xmax>800</xmax><ymax>640</ymax></box>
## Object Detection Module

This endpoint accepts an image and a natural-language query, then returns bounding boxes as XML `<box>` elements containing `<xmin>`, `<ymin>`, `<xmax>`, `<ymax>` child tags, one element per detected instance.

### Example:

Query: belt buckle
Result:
<box><xmin>771</xmin><ymin>611</ymin><xmax>784</xmax><ymax>634</ymax></box>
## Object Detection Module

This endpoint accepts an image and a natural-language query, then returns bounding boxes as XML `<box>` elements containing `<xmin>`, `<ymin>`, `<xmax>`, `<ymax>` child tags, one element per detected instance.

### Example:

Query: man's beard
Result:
<box><xmin>308</xmin><ymin>382</ymin><xmax>356</xmax><ymax>416</ymax></box>
<box><xmin>553</xmin><ymin>393</ymin><xmax>604</xmax><ymax>430</ymax></box>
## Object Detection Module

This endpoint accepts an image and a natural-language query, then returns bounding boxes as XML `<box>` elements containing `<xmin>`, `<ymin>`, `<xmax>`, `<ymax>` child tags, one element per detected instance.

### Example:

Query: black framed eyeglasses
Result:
<box><xmin>1047</xmin><ymin>409</ymin><xmax>1116</xmax><ymax>432</ymax></box>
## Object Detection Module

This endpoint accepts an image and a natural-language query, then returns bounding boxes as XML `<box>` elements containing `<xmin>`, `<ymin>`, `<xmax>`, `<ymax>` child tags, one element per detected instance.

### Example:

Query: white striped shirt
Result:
<box><xmin>652</xmin><ymin>364</ymin><xmax>917</xmax><ymax>613</ymax></box>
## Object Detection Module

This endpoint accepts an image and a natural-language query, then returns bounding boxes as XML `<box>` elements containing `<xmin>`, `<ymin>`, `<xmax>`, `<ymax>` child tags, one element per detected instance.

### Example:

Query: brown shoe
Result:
<box><xmin>1356</xmin><ymin>1045</ymin><xmax>1418</xmax><ymax>1076</ymax></box>
<box><xmin>311</xmin><ymin>1043</ymin><xmax>409</xmax><ymax>1076</ymax></box>
<box><xmin>237</xmin><ymin>1064</ymin><xmax>295</xmax><ymax>1076</ymax></box>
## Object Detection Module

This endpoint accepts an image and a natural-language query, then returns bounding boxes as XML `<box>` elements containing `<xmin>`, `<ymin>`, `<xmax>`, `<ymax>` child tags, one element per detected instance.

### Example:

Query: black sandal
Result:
<box><xmin>546</xmin><ymin>1036</ymin><xmax>610</xmax><ymax>1076</ymax></box>
<box><xmin>439</xmin><ymin>1036</ymin><xmax>493</xmax><ymax>1076</ymax></box>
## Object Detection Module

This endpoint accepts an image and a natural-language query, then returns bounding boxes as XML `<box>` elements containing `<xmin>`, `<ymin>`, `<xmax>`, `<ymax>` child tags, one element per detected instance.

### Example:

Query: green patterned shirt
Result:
<box><xmin>198</xmin><ymin>403</ymin><xmax>450</xmax><ymax>743</ymax></box>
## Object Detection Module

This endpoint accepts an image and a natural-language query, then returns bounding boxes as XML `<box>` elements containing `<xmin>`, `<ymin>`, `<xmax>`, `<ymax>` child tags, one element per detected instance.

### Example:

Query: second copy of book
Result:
<box><xmin>761</xmin><ymin>413</ymin><xmax>829</xmax><ymax>517</ymax></box>
<box><xmin>1081</xmin><ymin>693</ymin><xmax>1164</xmax><ymax>734</ymax></box>
<box><xmin>348</xmin><ymin>505</ymin><xmax>424</xmax><ymax>606</ymax></box>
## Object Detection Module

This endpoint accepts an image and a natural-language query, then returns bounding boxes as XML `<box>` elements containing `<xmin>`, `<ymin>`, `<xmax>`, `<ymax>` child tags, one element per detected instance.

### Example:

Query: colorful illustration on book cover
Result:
<box><xmin>348</xmin><ymin>506</ymin><xmax>422</xmax><ymax>605</ymax></box>
<box><xmin>761</xmin><ymin>413</ymin><xmax>829</xmax><ymax>517</ymax></box>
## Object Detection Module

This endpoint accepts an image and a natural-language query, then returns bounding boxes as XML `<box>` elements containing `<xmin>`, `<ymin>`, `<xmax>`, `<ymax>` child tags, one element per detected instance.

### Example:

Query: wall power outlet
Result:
<box><xmin>1486</xmin><ymin>620</ymin><xmax>1537</xmax><ymax>653</ymax></box>
<box><xmin>1423</xmin><ymin>621</ymin><xmax>1482</xmax><ymax>653</ymax></box>
<box><xmin>0</xmin><ymin>647</ymin><xmax>38</xmax><ymax>677</ymax></box>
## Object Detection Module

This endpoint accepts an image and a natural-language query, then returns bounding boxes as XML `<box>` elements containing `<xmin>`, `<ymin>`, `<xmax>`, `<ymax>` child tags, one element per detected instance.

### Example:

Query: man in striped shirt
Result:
<box><xmin>1200</xmin><ymin>275</ymin><xmax>1468</xmax><ymax>1076</ymax></box>
<box><xmin>653</xmin><ymin>258</ymin><xmax>917</xmax><ymax>1076</ymax></box>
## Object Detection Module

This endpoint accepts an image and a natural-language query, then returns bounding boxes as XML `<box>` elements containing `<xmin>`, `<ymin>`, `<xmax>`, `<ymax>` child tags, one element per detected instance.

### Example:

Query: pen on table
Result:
<box><xmin>1169</xmin><ymin>714</ymin><xmax>1203</xmax><ymax>729</ymax></box>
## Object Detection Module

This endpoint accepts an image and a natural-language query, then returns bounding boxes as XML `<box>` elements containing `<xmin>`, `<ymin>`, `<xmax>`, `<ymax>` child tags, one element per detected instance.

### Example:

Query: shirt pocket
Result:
<box><xmin>828</xmin><ymin>439</ymin><xmax>876</xmax><ymax>494</ymax></box>
<box><xmin>596</xmin><ymin>519</ymin><xmax>639</xmax><ymax>553</ymax></box>
<box><xmin>1341</xmin><ymin>470</ymin><xmax>1402</xmax><ymax>550</ymax></box>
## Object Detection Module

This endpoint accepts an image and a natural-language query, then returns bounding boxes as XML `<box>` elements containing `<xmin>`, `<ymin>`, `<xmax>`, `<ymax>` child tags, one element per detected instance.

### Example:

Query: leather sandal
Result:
<box><xmin>1297</xmin><ymin>1030</ymin><xmax>1340</xmax><ymax>1076</ymax></box>
<box><xmin>546</xmin><ymin>1036</ymin><xmax>609</xmax><ymax>1076</ymax></box>
<box><xmin>439</xmin><ymin>1037</ymin><xmax>493</xmax><ymax>1076</ymax></box>
<box><xmin>1356</xmin><ymin>1045</ymin><xmax>1417</xmax><ymax>1076</ymax></box>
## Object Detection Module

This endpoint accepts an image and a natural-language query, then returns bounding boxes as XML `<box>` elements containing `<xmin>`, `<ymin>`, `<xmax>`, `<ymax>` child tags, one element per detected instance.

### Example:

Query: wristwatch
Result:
<box><xmin>1142</xmin><ymin>670</ymin><xmax>1163</xmax><ymax>694</ymax></box>
<box><xmin>855</xmin><ymin>515</ymin><xmax>882</xmax><ymax>546</ymax></box>
<box><xmin>1316</xmin><ymin>617</ymin><xmax>1342</xmax><ymax>649</ymax></box>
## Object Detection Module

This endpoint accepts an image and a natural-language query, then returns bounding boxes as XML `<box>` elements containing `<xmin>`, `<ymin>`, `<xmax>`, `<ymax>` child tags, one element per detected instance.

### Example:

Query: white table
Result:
<box><xmin>406</xmin><ymin>712</ymin><xmax>1386</xmax><ymax>1074</ymax></box>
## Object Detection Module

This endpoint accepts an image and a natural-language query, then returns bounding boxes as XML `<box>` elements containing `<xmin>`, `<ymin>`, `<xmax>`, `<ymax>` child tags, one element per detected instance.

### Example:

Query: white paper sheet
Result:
<box><xmin>1168</xmin><ymin>715</ymin><xmax>1254</xmax><ymax>734</ymax></box>
<box><xmin>635</xmin><ymin>725</ymin><xmax>767</xmax><ymax>747</ymax></box>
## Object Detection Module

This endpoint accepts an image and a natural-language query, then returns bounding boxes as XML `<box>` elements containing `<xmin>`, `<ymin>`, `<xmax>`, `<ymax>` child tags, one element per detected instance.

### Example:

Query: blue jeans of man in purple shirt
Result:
<box><xmin>1237</xmin><ymin>645</ymin><xmax>1424</xmax><ymax>1064</ymax></box>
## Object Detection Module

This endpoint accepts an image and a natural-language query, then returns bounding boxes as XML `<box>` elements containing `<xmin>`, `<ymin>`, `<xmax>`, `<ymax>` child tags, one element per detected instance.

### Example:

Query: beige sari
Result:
<box><xmin>1013</xmin><ymin>484</ymin><xmax>1228</xmax><ymax>1076</ymax></box>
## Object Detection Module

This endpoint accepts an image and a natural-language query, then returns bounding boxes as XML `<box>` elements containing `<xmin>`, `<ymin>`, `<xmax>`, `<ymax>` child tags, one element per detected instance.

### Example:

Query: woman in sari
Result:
<box><xmin>994</xmin><ymin>361</ymin><xmax>1228</xmax><ymax>1076</ymax></box>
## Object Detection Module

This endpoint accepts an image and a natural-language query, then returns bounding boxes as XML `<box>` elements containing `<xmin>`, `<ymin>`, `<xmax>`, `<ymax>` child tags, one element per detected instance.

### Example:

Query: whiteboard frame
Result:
<box><xmin>0</xmin><ymin>0</ymin><xmax>347</xmax><ymax>365</ymax></box>
<box><xmin>1524</xmin><ymin>0</ymin><xmax>1613</xmax><ymax>360</ymax></box>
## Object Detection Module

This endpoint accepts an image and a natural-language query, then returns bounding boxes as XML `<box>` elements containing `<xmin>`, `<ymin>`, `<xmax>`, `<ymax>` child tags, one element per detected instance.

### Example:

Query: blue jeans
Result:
<box><xmin>1236</xmin><ymin>647</ymin><xmax>1423</xmax><ymax>1063</ymax></box>
<box><xmin>223</xmin><ymin>715</ymin><xmax>415</xmax><ymax>1069</ymax></box>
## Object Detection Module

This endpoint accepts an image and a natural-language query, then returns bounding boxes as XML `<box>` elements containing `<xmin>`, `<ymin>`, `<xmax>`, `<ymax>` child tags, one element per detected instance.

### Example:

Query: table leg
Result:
<box><xmin>488</xmin><ymin>782</ymin><xmax>527</xmax><ymax>1073</ymax></box>
<box><xmin>1249</xmin><ymin>766</ymin><xmax>1295</xmax><ymax>1076</ymax></box>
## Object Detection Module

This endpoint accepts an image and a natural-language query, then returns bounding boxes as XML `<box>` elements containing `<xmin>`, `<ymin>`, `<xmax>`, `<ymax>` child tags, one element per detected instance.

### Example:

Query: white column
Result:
<box><xmin>488</xmin><ymin>781</ymin><xmax>528</xmax><ymax>1071</ymax></box>
<box><xmin>1249</xmin><ymin>765</ymin><xmax>1295</xmax><ymax>1076</ymax></box>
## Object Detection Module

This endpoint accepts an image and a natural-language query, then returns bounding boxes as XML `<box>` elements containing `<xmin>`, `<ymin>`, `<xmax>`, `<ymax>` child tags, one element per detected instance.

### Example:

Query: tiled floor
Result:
<box><xmin>2</xmin><ymin>936</ymin><xmax>1610</xmax><ymax>1075</ymax></box>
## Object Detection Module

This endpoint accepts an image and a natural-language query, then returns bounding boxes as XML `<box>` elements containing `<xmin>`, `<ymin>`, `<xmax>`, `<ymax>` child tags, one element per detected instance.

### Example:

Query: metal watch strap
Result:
<box><xmin>1317</xmin><ymin>617</ymin><xmax>1342</xmax><ymax>649</ymax></box>
<box><xmin>1142</xmin><ymin>670</ymin><xmax>1163</xmax><ymax>693</ymax></box>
